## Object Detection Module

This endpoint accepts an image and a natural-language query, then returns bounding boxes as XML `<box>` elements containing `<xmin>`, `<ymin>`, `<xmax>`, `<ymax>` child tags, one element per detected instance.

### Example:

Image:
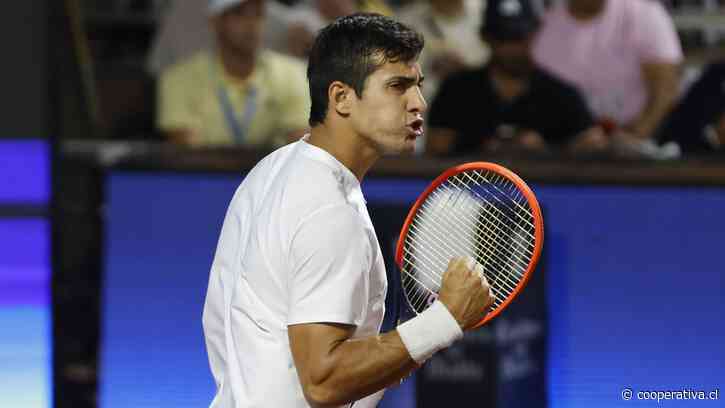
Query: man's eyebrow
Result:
<box><xmin>387</xmin><ymin>75</ymin><xmax>425</xmax><ymax>85</ymax></box>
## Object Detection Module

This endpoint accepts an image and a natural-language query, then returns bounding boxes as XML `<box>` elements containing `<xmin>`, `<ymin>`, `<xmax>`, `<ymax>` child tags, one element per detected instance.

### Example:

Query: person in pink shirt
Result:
<box><xmin>533</xmin><ymin>0</ymin><xmax>682</xmax><ymax>154</ymax></box>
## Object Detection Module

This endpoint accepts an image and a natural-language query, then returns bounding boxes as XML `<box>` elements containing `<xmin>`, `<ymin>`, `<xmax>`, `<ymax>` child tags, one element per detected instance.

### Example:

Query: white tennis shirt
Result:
<box><xmin>202</xmin><ymin>137</ymin><xmax>388</xmax><ymax>407</ymax></box>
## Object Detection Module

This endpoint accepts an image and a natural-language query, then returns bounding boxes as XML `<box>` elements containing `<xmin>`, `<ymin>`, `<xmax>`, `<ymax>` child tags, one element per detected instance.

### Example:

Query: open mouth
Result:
<box><xmin>406</xmin><ymin>118</ymin><xmax>424</xmax><ymax>139</ymax></box>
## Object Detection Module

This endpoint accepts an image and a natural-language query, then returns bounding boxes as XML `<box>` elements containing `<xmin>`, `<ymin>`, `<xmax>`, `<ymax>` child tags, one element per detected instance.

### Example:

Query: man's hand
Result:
<box><xmin>515</xmin><ymin>130</ymin><xmax>548</xmax><ymax>152</ymax></box>
<box><xmin>568</xmin><ymin>126</ymin><xmax>610</xmax><ymax>154</ymax></box>
<box><xmin>437</xmin><ymin>257</ymin><xmax>494</xmax><ymax>331</ymax></box>
<box><xmin>627</xmin><ymin>62</ymin><xmax>679</xmax><ymax>140</ymax></box>
<box><xmin>713</xmin><ymin>112</ymin><xmax>725</xmax><ymax>148</ymax></box>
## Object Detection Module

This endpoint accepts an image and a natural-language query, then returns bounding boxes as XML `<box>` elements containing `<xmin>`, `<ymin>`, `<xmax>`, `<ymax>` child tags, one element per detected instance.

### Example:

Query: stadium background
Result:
<box><xmin>1</xmin><ymin>1</ymin><xmax>724</xmax><ymax>407</ymax></box>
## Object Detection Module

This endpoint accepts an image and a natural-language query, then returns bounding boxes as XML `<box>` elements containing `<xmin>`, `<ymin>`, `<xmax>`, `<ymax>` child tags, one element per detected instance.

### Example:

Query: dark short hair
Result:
<box><xmin>307</xmin><ymin>13</ymin><xmax>424</xmax><ymax>127</ymax></box>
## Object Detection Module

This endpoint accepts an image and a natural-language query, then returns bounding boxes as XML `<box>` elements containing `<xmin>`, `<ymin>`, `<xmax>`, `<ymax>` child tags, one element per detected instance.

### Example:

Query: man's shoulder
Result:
<box><xmin>259</xmin><ymin>50</ymin><xmax>307</xmax><ymax>78</ymax></box>
<box><xmin>161</xmin><ymin>50</ymin><xmax>213</xmax><ymax>81</ymax></box>
<box><xmin>245</xmin><ymin>143</ymin><xmax>351</xmax><ymax>209</ymax></box>
<box><xmin>285</xmin><ymin>159</ymin><xmax>350</xmax><ymax>203</ymax></box>
<box><xmin>606</xmin><ymin>0</ymin><xmax>669</xmax><ymax>25</ymax></box>
<box><xmin>531</xmin><ymin>67</ymin><xmax>584</xmax><ymax>99</ymax></box>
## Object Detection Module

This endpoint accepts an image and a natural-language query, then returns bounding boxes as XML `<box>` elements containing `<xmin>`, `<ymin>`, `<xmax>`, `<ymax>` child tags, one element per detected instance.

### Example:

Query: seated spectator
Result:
<box><xmin>426</xmin><ymin>0</ymin><xmax>604</xmax><ymax>156</ymax></box>
<box><xmin>285</xmin><ymin>0</ymin><xmax>357</xmax><ymax>59</ymax></box>
<box><xmin>657</xmin><ymin>61</ymin><xmax>725</xmax><ymax>153</ymax></box>
<box><xmin>157</xmin><ymin>0</ymin><xmax>310</xmax><ymax>147</ymax></box>
<box><xmin>533</xmin><ymin>0</ymin><xmax>682</xmax><ymax>152</ymax></box>
<box><xmin>285</xmin><ymin>0</ymin><xmax>394</xmax><ymax>59</ymax></box>
<box><xmin>147</xmin><ymin>0</ymin><xmax>296</xmax><ymax>75</ymax></box>
<box><xmin>398</xmin><ymin>0</ymin><xmax>489</xmax><ymax>103</ymax></box>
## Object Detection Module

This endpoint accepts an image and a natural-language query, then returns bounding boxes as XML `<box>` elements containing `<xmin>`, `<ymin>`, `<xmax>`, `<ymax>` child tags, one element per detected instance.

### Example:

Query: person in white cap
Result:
<box><xmin>202</xmin><ymin>12</ymin><xmax>494</xmax><ymax>408</ymax></box>
<box><xmin>157</xmin><ymin>0</ymin><xmax>310</xmax><ymax>148</ymax></box>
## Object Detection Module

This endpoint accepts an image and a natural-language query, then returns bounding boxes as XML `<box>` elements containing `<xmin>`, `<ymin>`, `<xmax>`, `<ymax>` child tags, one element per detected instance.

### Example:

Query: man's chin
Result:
<box><xmin>381</xmin><ymin>140</ymin><xmax>416</xmax><ymax>156</ymax></box>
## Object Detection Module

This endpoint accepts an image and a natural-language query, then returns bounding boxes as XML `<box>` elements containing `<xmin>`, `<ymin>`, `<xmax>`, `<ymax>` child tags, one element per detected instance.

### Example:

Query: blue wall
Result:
<box><xmin>540</xmin><ymin>186</ymin><xmax>724</xmax><ymax>407</ymax></box>
<box><xmin>0</xmin><ymin>140</ymin><xmax>51</xmax><ymax>408</ymax></box>
<box><xmin>100</xmin><ymin>172</ymin><xmax>725</xmax><ymax>407</ymax></box>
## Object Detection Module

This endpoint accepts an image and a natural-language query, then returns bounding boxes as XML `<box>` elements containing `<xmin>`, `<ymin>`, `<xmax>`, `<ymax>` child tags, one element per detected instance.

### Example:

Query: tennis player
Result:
<box><xmin>202</xmin><ymin>13</ymin><xmax>494</xmax><ymax>408</ymax></box>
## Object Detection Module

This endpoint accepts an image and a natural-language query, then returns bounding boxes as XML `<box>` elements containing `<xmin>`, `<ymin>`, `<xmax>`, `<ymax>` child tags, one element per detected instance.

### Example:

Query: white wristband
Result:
<box><xmin>397</xmin><ymin>300</ymin><xmax>463</xmax><ymax>364</ymax></box>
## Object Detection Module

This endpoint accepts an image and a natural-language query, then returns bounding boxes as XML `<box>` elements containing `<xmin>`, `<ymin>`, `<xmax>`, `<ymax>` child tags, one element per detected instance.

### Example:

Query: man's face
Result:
<box><xmin>490</xmin><ymin>35</ymin><xmax>535</xmax><ymax>78</ymax></box>
<box><xmin>348</xmin><ymin>59</ymin><xmax>427</xmax><ymax>155</ymax></box>
<box><xmin>214</xmin><ymin>0</ymin><xmax>266</xmax><ymax>55</ymax></box>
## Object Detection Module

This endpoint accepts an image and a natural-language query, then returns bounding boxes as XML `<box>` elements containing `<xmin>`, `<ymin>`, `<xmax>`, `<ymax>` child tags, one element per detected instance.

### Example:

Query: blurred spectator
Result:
<box><xmin>426</xmin><ymin>0</ymin><xmax>603</xmax><ymax>156</ymax></box>
<box><xmin>285</xmin><ymin>0</ymin><xmax>357</xmax><ymax>58</ymax></box>
<box><xmin>533</xmin><ymin>0</ymin><xmax>683</xmax><ymax>154</ymax></box>
<box><xmin>285</xmin><ymin>0</ymin><xmax>394</xmax><ymax>59</ymax></box>
<box><xmin>657</xmin><ymin>61</ymin><xmax>725</xmax><ymax>153</ymax></box>
<box><xmin>157</xmin><ymin>0</ymin><xmax>310</xmax><ymax>147</ymax></box>
<box><xmin>398</xmin><ymin>0</ymin><xmax>489</xmax><ymax>103</ymax></box>
<box><xmin>147</xmin><ymin>0</ymin><xmax>295</xmax><ymax>75</ymax></box>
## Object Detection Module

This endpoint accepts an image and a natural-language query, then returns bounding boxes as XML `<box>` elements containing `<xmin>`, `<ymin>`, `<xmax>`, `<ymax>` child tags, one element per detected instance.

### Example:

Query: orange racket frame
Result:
<box><xmin>395</xmin><ymin>162</ymin><xmax>545</xmax><ymax>328</ymax></box>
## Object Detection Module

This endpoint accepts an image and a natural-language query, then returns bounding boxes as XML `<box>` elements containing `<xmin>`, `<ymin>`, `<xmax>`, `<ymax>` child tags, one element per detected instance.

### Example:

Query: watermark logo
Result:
<box><xmin>621</xmin><ymin>387</ymin><xmax>720</xmax><ymax>403</ymax></box>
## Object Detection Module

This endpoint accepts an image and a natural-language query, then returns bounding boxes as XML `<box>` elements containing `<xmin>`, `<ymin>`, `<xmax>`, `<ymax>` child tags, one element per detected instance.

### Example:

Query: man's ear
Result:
<box><xmin>328</xmin><ymin>81</ymin><xmax>353</xmax><ymax>117</ymax></box>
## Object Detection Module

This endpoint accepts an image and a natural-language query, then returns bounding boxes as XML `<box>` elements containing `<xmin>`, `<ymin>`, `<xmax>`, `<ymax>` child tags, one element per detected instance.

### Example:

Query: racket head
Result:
<box><xmin>395</xmin><ymin>162</ymin><xmax>544</xmax><ymax>328</ymax></box>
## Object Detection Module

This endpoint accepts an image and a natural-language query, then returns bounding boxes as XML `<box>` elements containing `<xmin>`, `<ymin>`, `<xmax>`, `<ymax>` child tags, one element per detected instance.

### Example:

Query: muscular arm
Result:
<box><xmin>627</xmin><ymin>62</ymin><xmax>679</xmax><ymax>140</ymax></box>
<box><xmin>288</xmin><ymin>323</ymin><xmax>416</xmax><ymax>408</ymax></box>
<box><xmin>288</xmin><ymin>258</ymin><xmax>493</xmax><ymax>408</ymax></box>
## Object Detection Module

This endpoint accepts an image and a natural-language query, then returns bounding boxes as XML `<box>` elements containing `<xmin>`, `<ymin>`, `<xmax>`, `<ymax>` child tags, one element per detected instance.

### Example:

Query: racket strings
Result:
<box><xmin>411</xmin><ymin>200</ymin><xmax>522</xmax><ymax>292</ymax></box>
<box><xmin>401</xmin><ymin>169</ymin><xmax>537</xmax><ymax>314</ymax></box>
<box><xmin>410</xmin><ymin>196</ymin><xmax>522</xmax><ymax>275</ymax></box>
<box><xmin>452</xmin><ymin>171</ymin><xmax>536</xmax><ymax>257</ymax></box>
<box><xmin>423</xmin><ymin>182</ymin><xmax>534</xmax><ymax>271</ymax></box>
<box><xmin>403</xmin><ymin>208</ymin><xmax>528</xmax><ymax>312</ymax></box>
<box><xmin>454</xmin><ymin>172</ymin><xmax>536</xmax><ymax>244</ymax></box>
<box><xmin>476</xmin><ymin>171</ymin><xmax>533</xmax><ymax>220</ymax></box>
<box><xmin>402</xmin><ymin>208</ymin><xmax>518</xmax><ymax>308</ymax></box>
<box><xmin>455</xmin><ymin>171</ymin><xmax>536</xmax><ymax>304</ymax></box>
<box><xmin>430</xmin><ymin>185</ymin><xmax>533</xmax><ymax>266</ymax></box>
<box><xmin>407</xmin><ymin>192</ymin><xmax>522</xmax><ymax>306</ymax></box>
<box><xmin>433</xmin><ymin>185</ymin><xmax>533</xmax><ymax>264</ymax></box>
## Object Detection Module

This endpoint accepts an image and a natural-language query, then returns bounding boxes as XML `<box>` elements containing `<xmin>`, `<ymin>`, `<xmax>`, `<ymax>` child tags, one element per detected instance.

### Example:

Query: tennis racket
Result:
<box><xmin>395</xmin><ymin>162</ymin><xmax>544</xmax><ymax>328</ymax></box>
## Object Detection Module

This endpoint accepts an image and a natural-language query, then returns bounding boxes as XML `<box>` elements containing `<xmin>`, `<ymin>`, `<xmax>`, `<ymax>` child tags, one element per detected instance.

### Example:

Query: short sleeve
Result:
<box><xmin>634</xmin><ymin>2</ymin><xmax>683</xmax><ymax>64</ymax></box>
<box><xmin>157</xmin><ymin>64</ymin><xmax>201</xmax><ymax>132</ymax></box>
<box><xmin>287</xmin><ymin>205</ymin><xmax>373</xmax><ymax>327</ymax></box>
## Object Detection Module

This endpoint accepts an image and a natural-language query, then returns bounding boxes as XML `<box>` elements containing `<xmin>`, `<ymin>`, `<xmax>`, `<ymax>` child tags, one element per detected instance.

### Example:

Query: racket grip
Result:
<box><xmin>397</xmin><ymin>301</ymin><xmax>463</xmax><ymax>364</ymax></box>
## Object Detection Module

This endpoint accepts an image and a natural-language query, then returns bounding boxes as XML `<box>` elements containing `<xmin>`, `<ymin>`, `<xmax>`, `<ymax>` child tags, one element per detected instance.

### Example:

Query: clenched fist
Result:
<box><xmin>437</xmin><ymin>257</ymin><xmax>495</xmax><ymax>331</ymax></box>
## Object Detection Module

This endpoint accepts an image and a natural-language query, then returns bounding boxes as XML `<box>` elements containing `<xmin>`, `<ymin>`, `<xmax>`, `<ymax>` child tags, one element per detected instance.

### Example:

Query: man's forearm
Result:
<box><xmin>298</xmin><ymin>329</ymin><xmax>416</xmax><ymax>407</ymax></box>
<box><xmin>628</xmin><ymin>63</ymin><xmax>679</xmax><ymax>139</ymax></box>
<box><xmin>628</xmin><ymin>89</ymin><xmax>676</xmax><ymax>139</ymax></box>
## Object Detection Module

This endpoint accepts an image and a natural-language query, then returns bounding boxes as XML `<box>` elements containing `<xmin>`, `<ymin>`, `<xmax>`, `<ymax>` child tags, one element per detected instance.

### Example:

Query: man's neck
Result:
<box><xmin>567</xmin><ymin>1</ymin><xmax>606</xmax><ymax>21</ymax></box>
<box><xmin>307</xmin><ymin>124</ymin><xmax>380</xmax><ymax>182</ymax></box>
<box><xmin>218</xmin><ymin>45</ymin><xmax>257</xmax><ymax>80</ymax></box>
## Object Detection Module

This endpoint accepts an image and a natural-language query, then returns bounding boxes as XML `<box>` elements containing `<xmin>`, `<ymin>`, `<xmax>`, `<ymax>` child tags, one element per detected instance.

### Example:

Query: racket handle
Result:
<box><xmin>397</xmin><ymin>301</ymin><xmax>463</xmax><ymax>364</ymax></box>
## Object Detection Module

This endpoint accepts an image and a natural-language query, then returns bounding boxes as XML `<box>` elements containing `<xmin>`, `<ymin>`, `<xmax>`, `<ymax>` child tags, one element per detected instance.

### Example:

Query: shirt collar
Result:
<box><xmin>298</xmin><ymin>135</ymin><xmax>363</xmax><ymax>201</ymax></box>
<box><xmin>213</xmin><ymin>51</ymin><xmax>264</xmax><ymax>90</ymax></box>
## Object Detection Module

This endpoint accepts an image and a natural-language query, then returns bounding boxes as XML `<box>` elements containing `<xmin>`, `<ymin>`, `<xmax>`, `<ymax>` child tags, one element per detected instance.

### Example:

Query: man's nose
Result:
<box><xmin>408</xmin><ymin>86</ymin><xmax>427</xmax><ymax>114</ymax></box>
